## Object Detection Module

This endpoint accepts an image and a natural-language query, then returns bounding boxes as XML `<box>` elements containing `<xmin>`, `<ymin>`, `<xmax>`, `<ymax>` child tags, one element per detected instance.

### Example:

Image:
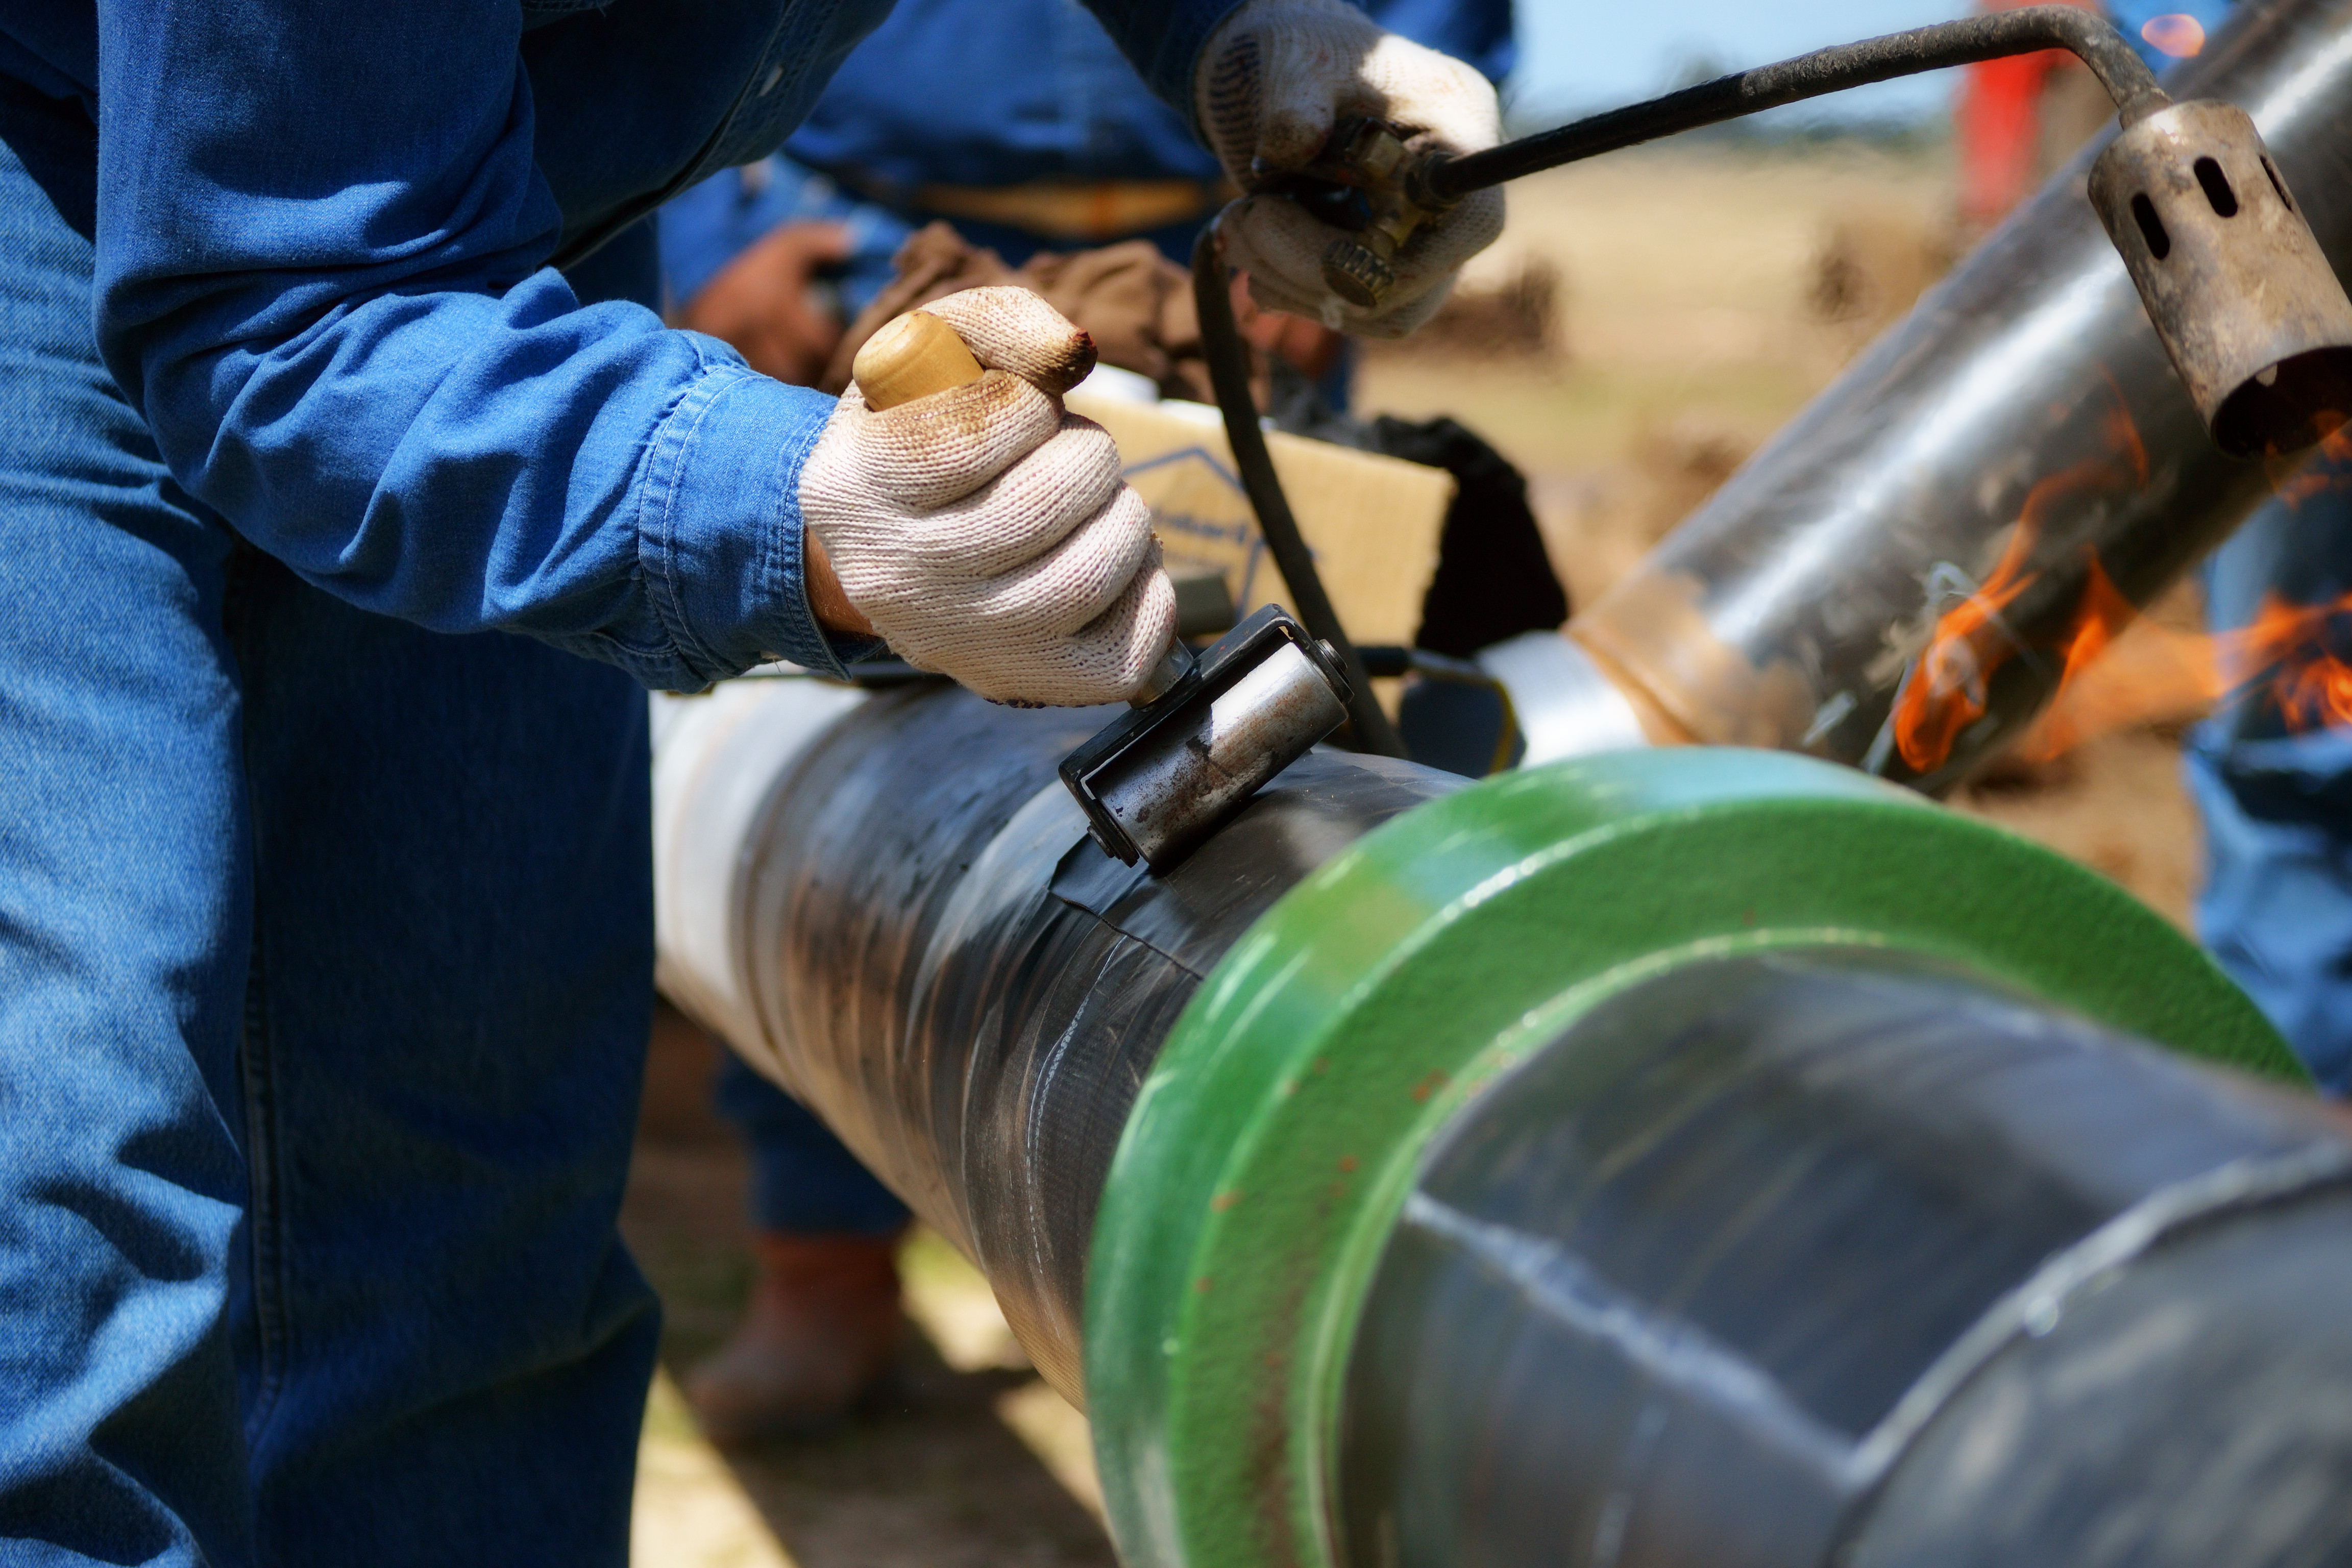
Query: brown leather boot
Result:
<box><xmin>684</xmin><ymin>1230</ymin><xmax>905</xmax><ymax>1444</ymax></box>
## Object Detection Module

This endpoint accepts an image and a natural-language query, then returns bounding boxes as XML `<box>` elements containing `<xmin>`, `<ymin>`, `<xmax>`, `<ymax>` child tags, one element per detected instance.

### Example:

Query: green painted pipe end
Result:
<box><xmin>1083</xmin><ymin>747</ymin><xmax>2292</xmax><ymax>1568</ymax></box>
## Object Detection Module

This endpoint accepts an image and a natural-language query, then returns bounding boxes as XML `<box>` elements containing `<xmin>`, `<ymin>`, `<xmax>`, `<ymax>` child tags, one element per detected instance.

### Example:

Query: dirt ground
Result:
<box><xmin>627</xmin><ymin>140</ymin><xmax>2225</xmax><ymax>1565</ymax></box>
<box><xmin>625</xmin><ymin>1007</ymin><xmax>1114</xmax><ymax>1568</ymax></box>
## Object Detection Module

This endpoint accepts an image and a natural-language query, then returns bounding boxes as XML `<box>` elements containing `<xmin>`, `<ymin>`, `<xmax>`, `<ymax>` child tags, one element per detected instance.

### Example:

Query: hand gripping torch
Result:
<box><xmin>850</xmin><ymin>313</ymin><xmax>1356</xmax><ymax>875</ymax></box>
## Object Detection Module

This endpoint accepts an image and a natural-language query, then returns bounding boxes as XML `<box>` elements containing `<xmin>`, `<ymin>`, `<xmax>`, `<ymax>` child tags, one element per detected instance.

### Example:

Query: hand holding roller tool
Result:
<box><xmin>850</xmin><ymin>310</ymin><xmax>1353</xmax><ymax>873</ymax></box>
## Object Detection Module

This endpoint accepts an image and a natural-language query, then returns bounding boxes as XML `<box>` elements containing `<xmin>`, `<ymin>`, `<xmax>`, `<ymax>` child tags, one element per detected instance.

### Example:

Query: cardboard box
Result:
<box><xmin>1065</xmin><ymin>393</ymin><xmax>1456</xmax><ymax>648</ymax></box>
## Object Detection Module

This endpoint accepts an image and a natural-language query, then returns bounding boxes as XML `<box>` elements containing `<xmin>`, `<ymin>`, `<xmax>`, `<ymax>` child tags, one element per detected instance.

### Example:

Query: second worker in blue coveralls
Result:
<box><xmin>0</xmin><ymin>0</ymin><xmax>1503</xmax><ymax>1560</ymax></box>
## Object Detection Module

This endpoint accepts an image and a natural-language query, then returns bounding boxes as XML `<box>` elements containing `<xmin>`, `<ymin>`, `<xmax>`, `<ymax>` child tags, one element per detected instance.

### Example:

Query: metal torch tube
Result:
<box><xmin>1570</xmin><ymin>0</ymin><xmax>2352</xmax><ymax>792</ymax></box>
<box><xmin>1426</xmin><ymin>6</ymin><xmax>2163</xmax><ymax>200</ymax></box>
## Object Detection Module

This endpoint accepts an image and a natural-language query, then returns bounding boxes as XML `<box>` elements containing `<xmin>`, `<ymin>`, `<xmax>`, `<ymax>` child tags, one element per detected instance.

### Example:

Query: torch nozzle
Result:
<box><xmin>2089</xmin><ymin>99</ymin><xmax>2352</xmax><ymax>457</ymax></box>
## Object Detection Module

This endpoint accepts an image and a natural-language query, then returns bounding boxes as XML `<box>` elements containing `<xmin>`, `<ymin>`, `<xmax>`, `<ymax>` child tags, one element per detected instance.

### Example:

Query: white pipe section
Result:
<box><xmin>649</xmin><ymin>678</ymin><xmax>869</xmax><ymax>1050</ymax></box>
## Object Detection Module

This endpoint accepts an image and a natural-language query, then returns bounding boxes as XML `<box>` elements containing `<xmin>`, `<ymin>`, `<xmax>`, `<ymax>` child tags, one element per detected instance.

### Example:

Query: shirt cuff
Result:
<box><xmin>636</xmin><ymin>355</ymin><xmax>878</xmax><ymax>685</ymax></box>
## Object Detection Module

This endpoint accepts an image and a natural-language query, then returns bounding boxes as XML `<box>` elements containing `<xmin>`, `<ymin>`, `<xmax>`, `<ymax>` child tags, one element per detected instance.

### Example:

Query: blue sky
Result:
<box><xmin>1508</xmin><ymin>0</ymin><xmax>1973</xmax><ymax>127</ymax></box>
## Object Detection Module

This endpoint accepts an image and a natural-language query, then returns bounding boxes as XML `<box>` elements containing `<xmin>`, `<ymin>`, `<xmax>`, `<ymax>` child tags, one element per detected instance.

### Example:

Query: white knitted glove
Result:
<box><xmin>800</xmin><ymin>287</ymin><xmax>1177</xmax><ymax>707</ymax></box>
<box><xmin>1194</xmin><ymin>0</ymin><xmax>1505</xmax><ymax>337</ymax></box>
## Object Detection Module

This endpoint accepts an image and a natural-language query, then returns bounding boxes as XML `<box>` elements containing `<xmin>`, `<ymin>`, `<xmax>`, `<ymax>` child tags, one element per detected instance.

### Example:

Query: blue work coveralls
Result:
<box><xmin>2188</xmin><ymin>466</ymin><xmax>2352</xmax><ymax>1095</ymax></box>
<box><xmin>0</xmin><ymin>0</ymin><xmax>1224</xmax><ymax>1560</ymax></box>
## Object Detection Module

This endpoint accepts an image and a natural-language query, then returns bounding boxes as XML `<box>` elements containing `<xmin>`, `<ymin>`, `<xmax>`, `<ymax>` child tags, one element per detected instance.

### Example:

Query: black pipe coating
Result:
<box><xmin>736</xmin><ymin>685</ymin><xmax>1454</xmax><ymax>1398</ymax></box>
<box><xmin>1339</xmin><ymin>948</ymin><xmax>2352</xmax><ymax>1568</ymax></box>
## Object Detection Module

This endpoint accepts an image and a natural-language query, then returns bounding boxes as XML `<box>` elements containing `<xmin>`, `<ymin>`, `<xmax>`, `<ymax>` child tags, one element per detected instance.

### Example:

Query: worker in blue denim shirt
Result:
<box><xmin>662</xmin><ymin>0</ymin><xmax>1510</xmax><ymax>321</ymax></box>
<box><xmin>0</xmin><ymin>0</ymin><xmax>1506</xmax><ymax>1558</ymax></box>
<box><xmin>652</xmin><ymin>0</ymin><xmax>1509</xmax><ymax>1446</ymax></box>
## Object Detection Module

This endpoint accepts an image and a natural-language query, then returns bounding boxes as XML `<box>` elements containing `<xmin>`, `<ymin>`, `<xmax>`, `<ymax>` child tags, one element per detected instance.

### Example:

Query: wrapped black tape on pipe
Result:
<box><xmin>719</xmin><ymin>682</ymin><xmax>1455</xmax><ymax>1399</ymax></box>
<box><xmin>656</xmin><ymin>678</ymin><xmax>2352</xmax><ymax>1567</ymax></box>
<box><xmin>1340</xmin><ymin>947</ymin><xmax>2352</xmax><ymax>1568</ymax></box>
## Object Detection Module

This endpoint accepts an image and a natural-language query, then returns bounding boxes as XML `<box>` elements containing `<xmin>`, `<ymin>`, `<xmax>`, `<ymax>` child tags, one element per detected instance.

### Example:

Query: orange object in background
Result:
<box><xmin>2140</xmin><ymin>12</ymin><xmax>2208</xmax><ymax>58</ymax></box>
<box><xmin>1955</xmin><ymin>0</ymin><xmax>2102</xmax><ymax>229</ymax></box>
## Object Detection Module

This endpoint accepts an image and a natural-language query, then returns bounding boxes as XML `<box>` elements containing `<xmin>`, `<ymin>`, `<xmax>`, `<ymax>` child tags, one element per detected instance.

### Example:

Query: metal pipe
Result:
<box><xmin>1570</xmin><ymin>0</ymin><xmax>2352</xmax><ymax>790</ymax></box>
<box><xmin>653</xmin><ymin>677</ymin><xmax>1455</xmax><ymax>1400</ymax></box>
<box><xmin>1337</xmin><ymin>947</ymin><xmax>2352</xmax><ymax>1568</ymax></box>
<box><xmin>652</xmin><ymin>679</ymin><xmax>2337</xmax><ymax>1568</ymax></box>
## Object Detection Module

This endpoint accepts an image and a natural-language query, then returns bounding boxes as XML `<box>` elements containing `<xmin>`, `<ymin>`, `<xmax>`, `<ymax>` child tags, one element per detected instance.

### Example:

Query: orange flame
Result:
<box><xmin>2016</xmin><ymin>587</ymin><xmax>2352</xmax><ymax>761</ymax></box>
<box><xmin>1891</xmin><ymin>395</ymin><xmax>2352</xmax><ymax>773</ymax></box>
<box><xmin>1892</xmin><ymin>401</ymin><xmax>2147</xmax><ymax>773</ymax></box>
<box><xmin>2140</xmin><ymin>14</ymin><xmax>2206</xmax><ymax>58</ymax></box>
<box><xmin>2269</xmin><ymin>420</ymin><xmax>2352</xmax><ymax>510</ymax></box>
<box><xmin>2009</xmin><ymin>552</ymin><xmax>2139</xmax><ymax>761</ymax></box>
<box><xmin>2228</xmin><ymin>592</ymin><xmax>2352</xmax><ymax>729</ymax></box>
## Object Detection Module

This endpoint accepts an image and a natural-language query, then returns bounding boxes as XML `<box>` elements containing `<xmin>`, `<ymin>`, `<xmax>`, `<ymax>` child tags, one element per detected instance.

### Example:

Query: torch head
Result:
<box><xmin>2090</xmin><ymin>99</ymin><xmax>2352</xmax><ymax>458</ymax></box>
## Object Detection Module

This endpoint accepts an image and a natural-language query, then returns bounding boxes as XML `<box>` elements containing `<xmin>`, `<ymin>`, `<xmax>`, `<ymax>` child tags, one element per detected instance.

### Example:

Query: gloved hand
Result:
<box><xmin>800</xmin><ymin>287</ymin><xmax>1178</xmax><ymax>706</ymax></box>
<box><xmin>1194</xmin><ymin>0</ymin><xmax>1506</xmax><ymax>337</ymax></box>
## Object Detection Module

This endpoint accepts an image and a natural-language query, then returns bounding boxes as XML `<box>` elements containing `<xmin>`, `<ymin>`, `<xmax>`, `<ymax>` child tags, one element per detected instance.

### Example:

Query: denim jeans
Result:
<box><xmin>0</xmin><ymin>137</ymin><xmax>660</xmax><ymax>1565</ymax></box>
<box><xmin>712</xmin><ymin>1052</ymin><xmax>909</xmax><ymax>1238</ymax></box>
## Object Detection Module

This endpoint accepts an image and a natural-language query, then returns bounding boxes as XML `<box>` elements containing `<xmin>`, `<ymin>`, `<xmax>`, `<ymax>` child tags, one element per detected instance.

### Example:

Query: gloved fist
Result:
<box><xmin>1194</xmin><ymin>0</ymin><xmax>1505</xmax><ymax>337</ymax></box>
<box><xmin>800</xmin><ymin>287</ymin><xmax>1178</xmax><ymax>707</ymax></box>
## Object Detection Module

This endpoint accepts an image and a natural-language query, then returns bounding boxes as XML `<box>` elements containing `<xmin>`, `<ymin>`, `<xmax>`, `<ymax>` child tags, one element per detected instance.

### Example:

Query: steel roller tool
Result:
<box><xmin>850</xmin><ymin>311</ymin><xmax>1358</xmax><ymax>874</ymax></box>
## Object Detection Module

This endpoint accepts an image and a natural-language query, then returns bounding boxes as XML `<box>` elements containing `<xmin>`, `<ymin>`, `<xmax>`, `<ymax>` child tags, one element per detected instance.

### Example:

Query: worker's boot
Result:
<box><xmin>684</xmin><ymin>1230</ymin><xmax>904</xmax><ymax>1444</ymax></box>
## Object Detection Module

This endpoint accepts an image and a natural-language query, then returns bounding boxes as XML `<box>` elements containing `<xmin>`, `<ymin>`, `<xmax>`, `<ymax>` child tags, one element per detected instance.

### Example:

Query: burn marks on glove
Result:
<box><xmin>1203</xmin><ymin>31</ymin><xmax>1265</xmax><ymax>176</ymax></box>
<box><xmin>852</xmin><ymin>372</ymin><xmax>1060</xmax><ymax>507</ymax></box>
<box><xmin>925</xmin><ymin>288</ymin><xmax>1099</xmax><ymax>398</ymax></box>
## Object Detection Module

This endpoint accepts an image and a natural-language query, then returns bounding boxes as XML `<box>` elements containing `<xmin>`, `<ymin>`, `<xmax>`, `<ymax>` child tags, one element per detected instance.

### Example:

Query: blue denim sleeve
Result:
<box><xmin>87</xmin><ymin>0</ymin><xmax>857</xmax><ymax>690</ymax></box>
<box><xmin>1077</xmin><ymin>0</ymin><xmax>1250</xmax><ymax>134</ymax></box>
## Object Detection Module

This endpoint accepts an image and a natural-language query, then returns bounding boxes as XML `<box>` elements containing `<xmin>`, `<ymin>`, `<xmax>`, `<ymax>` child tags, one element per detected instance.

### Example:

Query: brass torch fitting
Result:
<box><xmin>1305</xmin><ymin>119</ymin><xmax>1457</xmax><ymax>310</ymax></box>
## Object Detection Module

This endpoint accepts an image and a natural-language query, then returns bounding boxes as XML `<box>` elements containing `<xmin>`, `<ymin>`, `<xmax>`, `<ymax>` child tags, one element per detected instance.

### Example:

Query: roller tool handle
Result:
<box><xmin>851</xmin><ymin>310</ymin><xmax>986</xmax><ymax>409</ymax></box>
<box><xmin>850</xmin><ymin>308</ymin><xmax>1192</xmax><ymax>705</ymax></box>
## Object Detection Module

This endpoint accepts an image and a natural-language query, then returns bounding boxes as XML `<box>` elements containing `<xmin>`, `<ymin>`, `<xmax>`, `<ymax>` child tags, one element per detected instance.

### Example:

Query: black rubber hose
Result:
<box><xmin>1190</xmin><ymin>224</ymin><xmax>1408</xmax><ymax>758</ymax></box>
<box><xmin>1426</xmin><ymin>7</ymin><xmax>2164</xmax><ymax>201</ymax></box>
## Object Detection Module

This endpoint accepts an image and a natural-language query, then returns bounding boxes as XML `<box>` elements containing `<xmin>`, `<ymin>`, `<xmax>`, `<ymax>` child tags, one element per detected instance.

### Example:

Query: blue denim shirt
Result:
<box><xmin>0</xmin><ymin>0</ymin><xmax>1233</xmax><ymax>690</ymax></box>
